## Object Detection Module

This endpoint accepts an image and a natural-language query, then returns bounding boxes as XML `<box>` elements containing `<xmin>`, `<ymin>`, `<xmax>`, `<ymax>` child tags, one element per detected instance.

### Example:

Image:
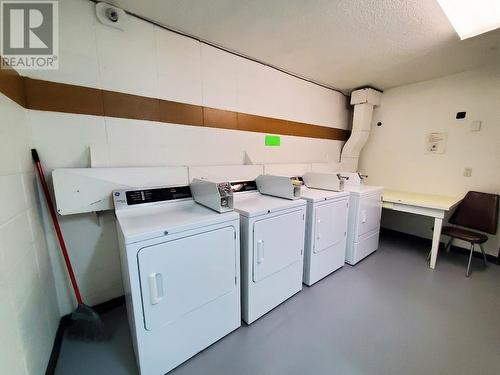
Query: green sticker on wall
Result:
<box><xmin>265</xmin><ymin>135</ymin><xmax>281</xmax><ymax>146</ymax></box>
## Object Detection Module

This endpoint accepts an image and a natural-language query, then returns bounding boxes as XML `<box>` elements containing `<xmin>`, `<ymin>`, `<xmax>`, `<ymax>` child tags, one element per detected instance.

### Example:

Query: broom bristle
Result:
<box><xmin>67</xmin><ymin>304</ymin><xmax>110</xmax><ymax>341</ymax></box>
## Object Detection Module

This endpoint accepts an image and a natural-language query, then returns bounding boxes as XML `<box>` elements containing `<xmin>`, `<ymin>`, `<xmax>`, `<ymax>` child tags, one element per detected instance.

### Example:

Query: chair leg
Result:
<box><xmin>445</xmin><ymin>237</ymin><xmax>453</xmax><ymax>252</ymax></box>
<box><xmin>466</xmin><ymin>243</ymin><xmax>474</xmax><ymax>277</ymax></box>
<box><xmin>479</xmin><ymin>244</ymin><xmax>488</xmax><ymax>265</ymax></box>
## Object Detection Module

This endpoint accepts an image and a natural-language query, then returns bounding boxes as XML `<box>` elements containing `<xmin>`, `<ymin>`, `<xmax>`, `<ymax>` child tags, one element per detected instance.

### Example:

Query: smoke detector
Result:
<box><xmin>96</xmin><ymin>2</ymin><xmax>126</xmax><ymax>30</ymax></box>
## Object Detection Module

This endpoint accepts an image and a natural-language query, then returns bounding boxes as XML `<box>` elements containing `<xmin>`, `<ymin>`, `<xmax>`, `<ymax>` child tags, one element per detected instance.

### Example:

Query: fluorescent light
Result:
<box><xmin>436</xmin><ymin>0</ymin><xmax>500</xmax><ymax>39</ymax></box>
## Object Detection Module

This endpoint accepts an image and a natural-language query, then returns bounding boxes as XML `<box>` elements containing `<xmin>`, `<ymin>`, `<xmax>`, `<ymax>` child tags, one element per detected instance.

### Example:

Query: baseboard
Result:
<box><xmin>380</xmin><ymin>228</ymin><xmax>499</xmax><ymax>265</ymax></box>
<box><xmin>92</xmin><ymin>295</ymin><xmax>126</xmax><ymax>314</ymax></box>
<box><xmin>45</xmin><ymin>296</ymin><xmax>126</xmax><ymax>375</ymax></box>
<box><xmin>45</xmin><ymin>315</ymin><xmax>70</xmax><ymax>375</ymax></box>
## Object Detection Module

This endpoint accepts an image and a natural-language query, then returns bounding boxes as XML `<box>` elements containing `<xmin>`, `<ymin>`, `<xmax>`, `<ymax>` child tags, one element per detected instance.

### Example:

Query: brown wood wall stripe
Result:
<box><xmin>24</xmin><ymin>78</ymin><xmax>104</xmax><ymax>116</ymax></box>
<box><xmin>203</xmin><ymin>107</ymin><xmax>238</xmax><ymax>130</ymax></box>
<box><xmin>0</xmin><ymin>75</ymin><xmax>350</xmax><ymax>141</ymax></box>
<box><xmin>0</xmin><ymin>61</ymin><xmax>26</xmax><ymax>107</ymax></box>
<box><xmin>160</xmin><ymin>100</ymin><xmax>203</xmax><ymax>126</ymax></box>
<box><xmin>237</xmin><ymin>113</ymin><xmax>285</xmax><ymax>134</ymax></box>
<box><xmin>103</xmin><ymin>91</ymin><xmax>159</xmax><ymax>121</ymax></box>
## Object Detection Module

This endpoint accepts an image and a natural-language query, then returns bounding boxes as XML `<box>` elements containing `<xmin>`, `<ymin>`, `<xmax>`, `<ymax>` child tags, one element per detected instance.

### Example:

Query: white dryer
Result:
<box><xmin>114</xmin><ymin>185</ymin><xmax>241</xmax><ymax>375</ymax></box>
<box><xmin>188</xmin><ymin>165</ymin><xmax>307</xmax><ymax>324</ymax></box>
<box><xmin>300</xmin><ymin>186</ymin><xmax>350</xmax><ymax>285</ymax></box>
<box><xmin>231</xmin><ymin>180</ymin><xmax>306</xmax><ymax>324</ymax></box>
<box><xmin>262</xmin><ymin>165</ymin><xmax>350</xmax><ymax>286</ymax></box>
<box><xmin>339</xmin><ymin>173</ymin><xmax>383</xmax><ymax>265</ymax></box>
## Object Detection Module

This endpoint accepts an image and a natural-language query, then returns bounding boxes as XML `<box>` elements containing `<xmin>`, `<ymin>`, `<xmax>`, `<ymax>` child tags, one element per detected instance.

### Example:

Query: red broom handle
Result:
<box><xmin>31</xmin><ymin>149</ymin><xmax>83</xmax><ymax>305</ymax></box>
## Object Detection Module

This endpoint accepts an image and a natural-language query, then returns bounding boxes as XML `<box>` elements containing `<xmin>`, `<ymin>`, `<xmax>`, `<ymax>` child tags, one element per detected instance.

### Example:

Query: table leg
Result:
<box><xmin>429</xmin><ymin>217</ymin><xmax>443</xmax><ymax>269</ymax></box>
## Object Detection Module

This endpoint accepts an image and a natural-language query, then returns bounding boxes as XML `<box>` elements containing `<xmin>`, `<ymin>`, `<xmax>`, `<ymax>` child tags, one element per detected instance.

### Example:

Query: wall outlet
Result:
<box><xmin>463</xmin><ymin>168</ymin><xmax>472</xmax><ymax>177</ymax></box>
<box><xmin>470</xmin><ymin>121</ymin><xmax>482</xmax><ymax>132</ymax></box>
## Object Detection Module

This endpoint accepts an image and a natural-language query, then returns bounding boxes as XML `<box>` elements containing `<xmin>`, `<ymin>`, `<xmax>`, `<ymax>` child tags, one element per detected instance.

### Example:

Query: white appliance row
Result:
<box><xmin>266</xmin><ymin>167</ymin><xmax>384</xmax><ymax>266</ymax></box>
<box><xmin>112</xmin><ymin>165</ymin><xmax>382</xmax><ymax>375</ymax></box>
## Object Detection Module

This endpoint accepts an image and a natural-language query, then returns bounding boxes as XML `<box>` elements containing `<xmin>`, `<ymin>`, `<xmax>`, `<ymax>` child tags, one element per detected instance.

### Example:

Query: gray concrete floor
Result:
<box><xmin>55</xmin><ymin>232</ymin><xmax>500</xmax><ymax>375</ymax></box>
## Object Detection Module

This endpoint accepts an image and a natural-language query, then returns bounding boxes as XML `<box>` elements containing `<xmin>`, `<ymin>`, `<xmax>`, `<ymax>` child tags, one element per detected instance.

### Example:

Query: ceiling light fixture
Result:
<box><xmin>436</xmin><ymin>0</ymin><xmax>500</xmax><ymax>40</ymax></box>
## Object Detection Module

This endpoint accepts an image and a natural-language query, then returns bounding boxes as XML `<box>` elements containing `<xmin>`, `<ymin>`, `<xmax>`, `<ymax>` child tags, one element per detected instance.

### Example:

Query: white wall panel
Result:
<box><xmin>236</xmin><ymin>59</ymin><xmax>290</xmax><ymax>119</ymax></box>
<box><xmin>95</xmin><ymin>13</ymin><xmax>158</xmax><ymax>97</ymax></box>
<box><xmin>263</xmin><ymin>163</ymin><xmax>312</xmax><ymax>176</ymax></box>
<box><xmin>106</xmin><ymin>144</ymin><xmax>168</xmax><ymax>167</ymax></box>
<box><xmin>29</xmin><ymin>111</ymin><xmax>107</xmax><ymax>170</ymax></box>
<box><xmin>188</xmin><ymin>164</ymin><xmax>264</xmax><ymax>182</ymax></box>
<box><xmin>0</xmin><ymin>95</ymin><xmax>30</xmax><ymax>175</ymax></box>
<box><xmin>99</xmin><ymin>118</ymin><xmax>344</xmax><ymax>169</ymax></box>
<box><xmin>201</xmin><ymin>44</ymin><xmax>239</xmax><ymax>110</ymax></box>
<box><xmin>0</xmin><ymin>93</ymin><xmax>63</xmax><ymax>375</ymax></box>
<box><xmin>0</xmin><ymin>285</ymin><xmax>26</xmax><ymax>375</ymax></box>
<box><xmin>156</xmin><ymin>27</ymin><xmax>203</xmax><ymax>105</ymax></box>
<box><xmin>0</xmin><ymin>175</ymin><xmax>27</xmax><ymax>224</ymax></box>
<box><xmin>0</xmin><ymin>213</ymin><xmax>33</xmax><ymax>270</ymax></box>
<box><xmin>57</xmin><ymin>212</ymin><xmax>123</xmax><ymax>306</ymax></box>
<box><xmin>23</xmin><ymin>0</ymin><xmax>100</xmax><ymax>88</ymax></box>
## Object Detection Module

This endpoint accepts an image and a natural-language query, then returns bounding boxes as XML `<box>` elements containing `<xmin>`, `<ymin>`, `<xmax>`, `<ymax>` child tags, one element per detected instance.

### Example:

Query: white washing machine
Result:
<box><xmin>300</xmin><ymin>186</ymin><xmax>350</xmax><ymax>285</ymax></box>
<box><xmin>338</xmin><ymin>173</ymin><xmax>383</xmax><ymax>265</ymax></box>
<box><xmin>114</xmin><ymin>185</ymin><xmax>241</xmax><ymax>375</ymax></box>
<box><xmin>231</xmin><ymin>180</ymin><xmax>306</xmax><ymax>324</ymax></box>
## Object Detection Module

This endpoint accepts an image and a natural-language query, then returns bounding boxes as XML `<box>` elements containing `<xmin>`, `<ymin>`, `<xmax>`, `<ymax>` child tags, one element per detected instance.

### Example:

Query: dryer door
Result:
<box><xmin>356</xmin><ymin>192</ymin><xmax>383</xmax><ymax>238</ymax></box>
<box><xmin>138</xmin><ymin>226</ymin><xmax>237</xmax><ymax>331</ymax></box>
<box><xmin>253</xmin><ymin>210</ymin><xmax>304</xmax><ymax>282</ymax></box>
<box><xmin>313</xmin><ymin>200</ymin><xmax>348</xmax><ymax>254</ymax></box>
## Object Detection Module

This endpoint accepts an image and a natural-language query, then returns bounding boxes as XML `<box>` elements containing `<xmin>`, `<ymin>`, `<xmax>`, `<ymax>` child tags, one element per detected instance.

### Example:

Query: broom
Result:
<box><xmin>32</xmin><ymin>149</ymin><xmax>109</xmax><ymax>341</ymax></box>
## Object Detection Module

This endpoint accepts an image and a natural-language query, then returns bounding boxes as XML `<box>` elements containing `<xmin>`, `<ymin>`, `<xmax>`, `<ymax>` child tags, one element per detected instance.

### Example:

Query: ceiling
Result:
<box><xmin>109</xmin><ymin>0</ymin><xmax>500</xmax><ymax>92</ymax></box>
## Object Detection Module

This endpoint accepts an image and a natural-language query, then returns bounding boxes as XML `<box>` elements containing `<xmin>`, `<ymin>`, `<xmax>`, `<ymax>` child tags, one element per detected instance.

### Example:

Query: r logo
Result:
<box><xmin>1</xmin><ymin>1</ymin><xmax>58</xmax><ymax>69</ymax></box>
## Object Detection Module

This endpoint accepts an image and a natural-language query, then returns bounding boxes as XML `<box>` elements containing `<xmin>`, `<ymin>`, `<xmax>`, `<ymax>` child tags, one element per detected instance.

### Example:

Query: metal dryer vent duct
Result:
<box><xmin>340</xmin><ymin>88</ymin><xmax>382</xmax><ymax>172</ymax></box>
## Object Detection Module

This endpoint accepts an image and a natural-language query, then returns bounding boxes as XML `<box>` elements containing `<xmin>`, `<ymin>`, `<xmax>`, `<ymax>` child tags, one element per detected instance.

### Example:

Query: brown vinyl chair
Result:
<box><xmin>440</xmin><ymin>191</ymin><xmax>499</xmax><ymax>277</ymax></box>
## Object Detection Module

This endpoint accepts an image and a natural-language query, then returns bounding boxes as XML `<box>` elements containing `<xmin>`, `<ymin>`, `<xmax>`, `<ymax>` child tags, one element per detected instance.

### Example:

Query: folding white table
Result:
<box><xmin>382</xmin><ymin>190</ymin><xmax>462</xmax><ymax>269</ymax></box>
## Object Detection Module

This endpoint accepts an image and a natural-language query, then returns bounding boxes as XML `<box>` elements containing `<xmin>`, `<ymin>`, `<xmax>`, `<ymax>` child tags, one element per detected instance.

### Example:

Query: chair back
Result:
<box><xmin>449</xmin><ymin>191</ymin><xmax>499</xmax><ymax>234</ymax></box>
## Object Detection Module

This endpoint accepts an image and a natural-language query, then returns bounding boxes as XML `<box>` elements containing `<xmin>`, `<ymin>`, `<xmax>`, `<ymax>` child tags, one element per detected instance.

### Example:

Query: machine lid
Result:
<box><xmin>116</xmin><ymin>199</ymin><xmax>239</xmax><ymax>244</ymax></box>
<box><xmin>300</xmin><ymin>187</ymin><xmax>349</xmax><ymax>202</ymax></box>
<box><xmin>233</xmin><ymin>192</ymin><xmax>305</xmax><ymax>217</ymax></box>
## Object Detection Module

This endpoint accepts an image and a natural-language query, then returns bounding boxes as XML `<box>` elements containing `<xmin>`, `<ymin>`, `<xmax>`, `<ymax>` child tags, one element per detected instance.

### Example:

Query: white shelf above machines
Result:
<box><xmin>52</xmin><ymin>166</ymin><xmax>188</xmax><ymax>215</ymax></box>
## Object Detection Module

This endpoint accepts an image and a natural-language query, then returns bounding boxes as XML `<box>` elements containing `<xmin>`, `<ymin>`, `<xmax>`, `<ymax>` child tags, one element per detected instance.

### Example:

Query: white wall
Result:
<box><xmin>0</xmin><ymin>95</ymin><xmax>59</xmax><ymax>374</ymax></box>
<box><xmin>25</xmin><ymin>0</ymin><xmax>350</xmax><ymax>314</ymax></box>
<box><xmin>360</xmin><ymin>64</ymin><xmax>500</xmax><ymax>256</ymax></box>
